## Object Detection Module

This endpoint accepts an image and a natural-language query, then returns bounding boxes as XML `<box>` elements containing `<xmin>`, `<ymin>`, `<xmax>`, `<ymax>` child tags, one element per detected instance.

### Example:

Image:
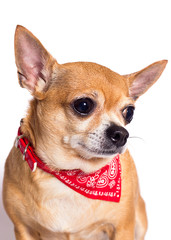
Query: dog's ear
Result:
<box><xmin>126</xmin><ymin>60</ymin><xmax>168</xmax><ymax>100</ymax></box>
<box><xmin>15</xmin><ymin>25</ymin><xmax>57</xmax><ymax>99</ymax></box>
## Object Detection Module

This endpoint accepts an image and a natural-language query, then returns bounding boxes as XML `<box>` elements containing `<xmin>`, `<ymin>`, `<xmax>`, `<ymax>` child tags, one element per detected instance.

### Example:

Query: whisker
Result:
<box><xmin>128</xmin><ymin>136</ymin><xmax>145</xmax><ymax>142</ymax></box>
<box><xmin>129</xmin><ymin>136</ymin><xmax>144</xmax><ymax>140</ymax></box>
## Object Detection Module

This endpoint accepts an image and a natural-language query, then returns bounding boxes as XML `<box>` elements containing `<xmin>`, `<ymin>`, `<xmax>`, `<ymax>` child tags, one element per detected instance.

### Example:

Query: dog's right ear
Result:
<box><xmin>125</xmin><ymin>60</ymin><xmax>168</xmax><ymax>100</ymax></box>
<box><xmin>15</xmin><ymin>25</ymin><xmax>57</xmax><ymax>99</ymax></box>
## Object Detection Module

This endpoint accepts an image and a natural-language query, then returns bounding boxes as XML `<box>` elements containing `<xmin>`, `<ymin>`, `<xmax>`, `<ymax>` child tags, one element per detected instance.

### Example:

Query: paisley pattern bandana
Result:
<box><xmin>16</xmin><ymin>128</ymin><xmax>121</xmax><ymax>202</ymax></box>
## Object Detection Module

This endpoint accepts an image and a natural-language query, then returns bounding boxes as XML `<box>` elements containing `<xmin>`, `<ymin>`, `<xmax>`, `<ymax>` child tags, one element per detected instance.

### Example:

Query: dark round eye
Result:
<box><xmin>122</xmin><ymin>106</ymin><xmax>135</xmax><ymax>123</ymax></box>
<box><xmin>72</xmin><ymin>98</ymin><xmax>95</xmax><ymax>116</ymax></box>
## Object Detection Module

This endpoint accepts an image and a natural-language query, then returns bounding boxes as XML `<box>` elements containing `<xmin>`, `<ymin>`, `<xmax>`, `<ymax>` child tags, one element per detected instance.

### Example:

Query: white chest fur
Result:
<box><xmin>32</xmin><ymin>177</ymin><xmax>109</xmax><ymax>234</ymax></box>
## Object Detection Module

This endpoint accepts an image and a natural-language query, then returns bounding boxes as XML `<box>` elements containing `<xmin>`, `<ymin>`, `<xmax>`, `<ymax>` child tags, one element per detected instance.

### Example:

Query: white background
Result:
<box><xmin>0</xmin><ymin>0</ymin><xmax>171</xmax><ymax>239</ymax></box>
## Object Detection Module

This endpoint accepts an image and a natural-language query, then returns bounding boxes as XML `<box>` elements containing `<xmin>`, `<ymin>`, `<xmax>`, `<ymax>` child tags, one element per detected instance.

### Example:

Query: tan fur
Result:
<box><xmin>3</xmin><ymin>26</ymin><xmax>167</xmax><ymax>240</ymax></box>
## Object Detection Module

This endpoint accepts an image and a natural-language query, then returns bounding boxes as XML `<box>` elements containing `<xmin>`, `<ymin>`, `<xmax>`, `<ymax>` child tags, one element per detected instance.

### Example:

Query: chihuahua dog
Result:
<box><xmin>3</xmin><ymin>25</ymin><xmax>167</xmax><ymax>240</ymax></box>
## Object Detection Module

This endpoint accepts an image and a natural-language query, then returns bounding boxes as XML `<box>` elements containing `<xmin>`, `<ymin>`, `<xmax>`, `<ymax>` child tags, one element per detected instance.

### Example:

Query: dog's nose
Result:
<box><xmin>106</xmin><ymin>124</ymin><xmax>129</xmax><ymax>147</ymax></box>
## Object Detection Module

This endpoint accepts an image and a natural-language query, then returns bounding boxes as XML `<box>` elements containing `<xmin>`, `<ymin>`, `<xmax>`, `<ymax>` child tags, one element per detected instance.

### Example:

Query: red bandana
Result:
<box><xmin>15</xmin><ymin>128</ymin><xmax>121</xmax><ymax>202</ymax></box>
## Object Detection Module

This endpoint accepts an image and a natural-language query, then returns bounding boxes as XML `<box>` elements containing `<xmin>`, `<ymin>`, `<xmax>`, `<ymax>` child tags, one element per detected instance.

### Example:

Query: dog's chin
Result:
<box><xmin>76</xmin><ymin>143</ymin><xmax>127</xmax><ymax>160</ymax></box>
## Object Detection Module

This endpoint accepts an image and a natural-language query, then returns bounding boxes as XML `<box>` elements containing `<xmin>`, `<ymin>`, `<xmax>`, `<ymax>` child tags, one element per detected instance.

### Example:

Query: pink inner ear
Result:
<box><xmin>17</xmin><ymin>33</ymin><xmax>46</xmax><ymax>91</ymax></box>
<box><xmin>129</xmin><ymin>64</ymin><xmax>164</xmax><ymax>98</ymax></box>
<box><xmin>20</xmin><ymin>34</ymin><xmax>43</xmax><ymax>76</ymax></box>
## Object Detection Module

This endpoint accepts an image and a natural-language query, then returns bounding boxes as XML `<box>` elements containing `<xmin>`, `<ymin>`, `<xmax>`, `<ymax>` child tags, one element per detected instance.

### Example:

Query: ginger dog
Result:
<box><xmin>3</xmin><ymin>25</ymin><xmax>167</xmax><ymax>240</ymax></box>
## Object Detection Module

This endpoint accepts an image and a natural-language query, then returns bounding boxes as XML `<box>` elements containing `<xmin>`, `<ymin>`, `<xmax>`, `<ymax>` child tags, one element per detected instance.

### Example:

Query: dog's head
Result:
<box><xmin>14</xmin><ymin>26</ymin><xmax>167</xmax><ymax>172</ymax></box>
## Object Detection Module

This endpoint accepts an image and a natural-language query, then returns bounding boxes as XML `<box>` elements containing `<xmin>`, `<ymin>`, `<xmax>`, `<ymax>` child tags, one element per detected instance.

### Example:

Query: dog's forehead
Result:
<box><xmin>60</xmin><ymin>62</ymin><xmax>129</xmax><ymax>99</ymax></box>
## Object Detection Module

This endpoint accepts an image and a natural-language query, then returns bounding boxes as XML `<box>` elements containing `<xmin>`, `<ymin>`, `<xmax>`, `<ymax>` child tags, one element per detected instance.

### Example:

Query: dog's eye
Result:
<box><xmin>122</xmin><ymin>106</ymin><xmax>135</xmax><ymax>123</ymax></box>
<box><xmin>72</xmin><ymin>98</ymin><xmax>95</xmax><ymax>116</ymax></box>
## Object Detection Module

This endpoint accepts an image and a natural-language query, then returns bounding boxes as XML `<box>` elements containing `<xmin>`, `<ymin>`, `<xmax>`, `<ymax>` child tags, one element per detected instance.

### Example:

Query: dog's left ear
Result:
<box><xmin>15</xmin><ymin>25</ymin><xmax>57</xmax><ymax>99</ymax></box>
<box><xmin>126</xmin><ymin>60</ymin><xmax>168</xmax><ymax>100</ymax></box>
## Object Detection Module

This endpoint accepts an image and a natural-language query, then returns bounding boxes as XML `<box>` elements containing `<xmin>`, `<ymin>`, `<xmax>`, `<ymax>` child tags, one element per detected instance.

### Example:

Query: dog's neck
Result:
<box><xmin>16</xmin><ymin>127</ymin><xmax>121</xmax><ymax>202</ymax></box>
<box><xmin>20</xmin><ymin>99</ymin><xmax>38</xmax><ymax>147</ymax></box>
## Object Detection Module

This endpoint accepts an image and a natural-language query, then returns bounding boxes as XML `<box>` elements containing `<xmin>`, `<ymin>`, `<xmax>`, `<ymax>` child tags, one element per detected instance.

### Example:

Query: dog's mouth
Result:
<box><xmin>69</xmin><ymin>125</ymin><xmax>129</xmax><ymax>160</ymax></box>
<box><xmin>77</xmin><ymin>142</ymin><xmax>126</xmax><ymax>159</ymax></box>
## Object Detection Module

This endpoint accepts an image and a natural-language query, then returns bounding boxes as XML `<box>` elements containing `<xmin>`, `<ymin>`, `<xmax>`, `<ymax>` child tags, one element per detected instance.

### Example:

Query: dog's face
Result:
<box><xmin>14</xmin><ymin>26</ymin><xmax>167</xmax><ymax>172</ymax></box>
<box><xmin>53</xmin><ymin>62</ymin><xmax>132</xmax><ymax>159</ymax></box>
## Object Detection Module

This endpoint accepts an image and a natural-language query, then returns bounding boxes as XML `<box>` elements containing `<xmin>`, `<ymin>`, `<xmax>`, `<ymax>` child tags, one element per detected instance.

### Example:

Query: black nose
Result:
<box><xmin>106</xmin><ymin>124</ymin><xmax>129</xmax><ymax>147</ymax></box>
